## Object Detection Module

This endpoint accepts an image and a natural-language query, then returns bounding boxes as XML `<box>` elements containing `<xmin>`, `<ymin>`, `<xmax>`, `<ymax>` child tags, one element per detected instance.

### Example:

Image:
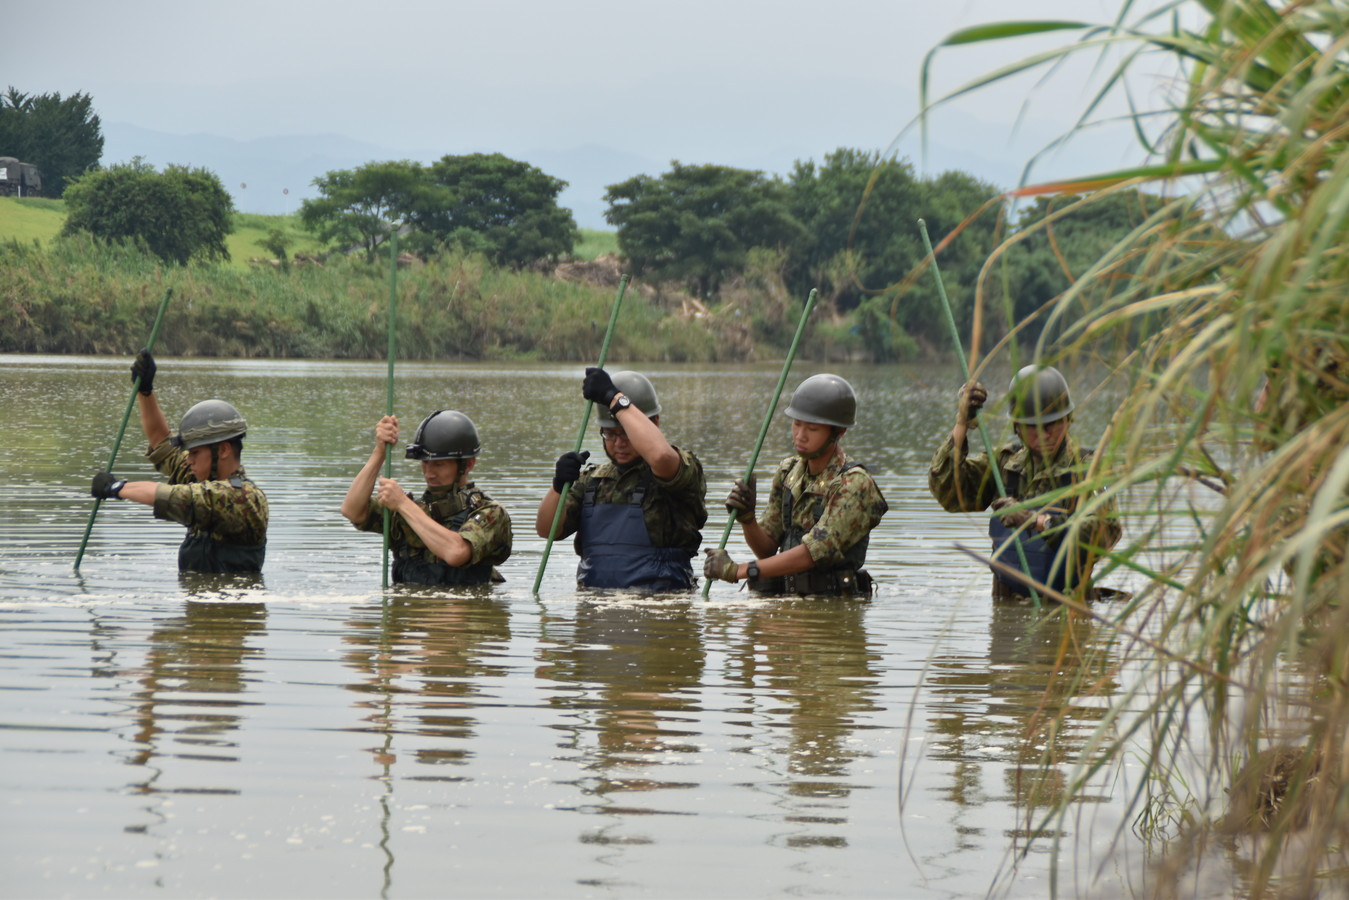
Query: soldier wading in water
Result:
<box><xmin>342</xmin><ymin>410</ymin><xmax>512</xmax><ymax>585</ymax></box>
<box><xmin>703</xmin><ymin>374</ymin><xmax>889</xmax><ymax>597</ymax></box>
<box><xmin>536</xmin><ymin>368</ymin><xmax>707</xmax><ymax>591</ymax></box>
<box><xmin>928</xmin><ymin>365</ymin><xmax>1122</xmax><ymax>599</ymax></box>
<box><xmin>89</xmin><ymin>350</ymin><xmax>269</xmax><ymax>575</ymax></box>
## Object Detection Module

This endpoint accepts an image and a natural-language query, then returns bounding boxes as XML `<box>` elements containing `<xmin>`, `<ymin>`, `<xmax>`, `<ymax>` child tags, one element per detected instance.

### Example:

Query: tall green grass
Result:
<box><xmin>0</xmin><ymin>232</ymin><xmax>761</xmax><ymax>361</ymax></box>
<box><xmin>918</xmin><ymin>1</ymin><xmax>1349</xmax><ymax>895</ymax></box>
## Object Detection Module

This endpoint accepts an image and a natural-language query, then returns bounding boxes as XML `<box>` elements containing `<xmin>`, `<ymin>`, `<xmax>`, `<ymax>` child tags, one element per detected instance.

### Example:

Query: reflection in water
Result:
<box><xmin>923</xmin><ymin>600</ymin><xmax>1118</xmax><ymax>857</ymax></box>
<box><xmin>123</xmin><ymin>601</ymin><xmax>268</xmax><ymax>786</ymax></box>
<box><xmin>535</xmin><ymin>598</ymin><xmax>705</xmax><ymax>862</ymax></box>
<box><xmin>341</xmin><ymin>589</ymin><xmax>513</xmax><ymax>897</ymax></box>
<box><xmin>719</xmin><ymin>600</ymin><xmax>881</xmax><ymax>850</ymax></box>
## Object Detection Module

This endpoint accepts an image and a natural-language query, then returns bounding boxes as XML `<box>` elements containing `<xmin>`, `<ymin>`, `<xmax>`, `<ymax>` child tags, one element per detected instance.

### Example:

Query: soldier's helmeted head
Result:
<box><xmin>406</xmin><ymin>410</ymin><xmax>480</xmax><ymax>486</ymax></box>
<box><xmin>784</xmin><ymin>374</ymin><xmax>855</xmax><ymax>460</ymax></box>
<box><xmin>172</xmin><ymin>399</ymin><xmax>248</xmax><ymax>480</ymax></box>
<box><xmin>1007</xmin><ymin>366</ymin><xmax>1073</xmax><ymax>426</ymax></box>
<box><xmin>595</xmin><ymin>371</ymin><xmax>661</xmax><ymax>429</ymax></box>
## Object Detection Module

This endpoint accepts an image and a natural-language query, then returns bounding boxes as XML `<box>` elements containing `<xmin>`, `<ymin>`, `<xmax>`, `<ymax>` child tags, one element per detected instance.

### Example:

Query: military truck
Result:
<box><xmin>0</xmin><ymin>157</ymin><xmax>42</xmax><ymax>196</ymax></box>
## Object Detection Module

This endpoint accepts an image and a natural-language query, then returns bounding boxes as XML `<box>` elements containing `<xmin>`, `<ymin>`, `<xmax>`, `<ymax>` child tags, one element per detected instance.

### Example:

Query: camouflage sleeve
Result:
<box><xmin>457</xmin><ymin>500</ymin><xmax>513</xmax><ymax>566</ymax></box>
<box><xmin>928</xmin><ymin>435</ymin><xmax>1000</xmax><ymax>513</ymax></box>
<box><xmin>799</xmin><ymin>469</ymin><xmax>889</xmax><ymax>566</ymax></box>
<box><xmin>146</xmin><ymin>439</ymin><xmax>193</xmax><ymax>485</ymax></box>
<box><xmin>654</xmin><ymin>447</ymin><xmax>706</xmax><ymax>517</ymax></box>
<box><xmin>153</xmin><ymin>480</ymin><xmax>269</xmax><ymax>543</ymax></box>
<box><xmin>352</xmin><ymin>495</ymin><xmax>388</xmax><ymax>534</ymax></box>
<box><xmin>756</xmin><ymin>459</ymin><xmax>793</xmax><ymax>545</ymax></box>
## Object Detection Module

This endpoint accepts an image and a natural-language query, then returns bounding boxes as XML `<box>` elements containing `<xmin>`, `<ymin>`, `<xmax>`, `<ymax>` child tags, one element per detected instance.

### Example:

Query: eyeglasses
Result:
<box><xmin>600</xmin><ymin>427</ymin><xmax>629</xmax><ymax>442</ymax></box>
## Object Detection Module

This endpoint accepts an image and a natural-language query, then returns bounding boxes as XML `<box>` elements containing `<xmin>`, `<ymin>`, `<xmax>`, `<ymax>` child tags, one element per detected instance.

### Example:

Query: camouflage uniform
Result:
<box><xmin>146</xmin><ymin>440</ymin><xmax>269</xmax><ymax>574</ymax></box>
<box><xmin>752</xmin><ymin>450</ymin><xmax>889</xmax><ymax>596</ymax></box>
<box><xmin>355</xmin><ymin>483</ymin><xmax>512</xmax><ymax>585</ymax></box>
<box><xmin>558</xmin><ymin>447</ymin><xmax>707</xmax><ymax>589</ymax></box>
<box><xmin>928</xmin><ymin>433</ymin><xmax>1121</xmax><ymax>597</ymax></box>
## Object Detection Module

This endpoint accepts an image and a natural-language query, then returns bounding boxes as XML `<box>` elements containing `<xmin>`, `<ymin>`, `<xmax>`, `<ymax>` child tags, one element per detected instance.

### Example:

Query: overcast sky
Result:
<box><xmin>8</xmin><ymin>0</ymin><xmax>1178</xmax><ymax>217</ymax></box>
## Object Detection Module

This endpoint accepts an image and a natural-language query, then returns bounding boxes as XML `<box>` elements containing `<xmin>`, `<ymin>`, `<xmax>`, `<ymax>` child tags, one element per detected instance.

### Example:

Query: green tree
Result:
<box><xmin>61</xmin><ymin>158</ymin><xmax>233</xmax><ymax>265</ymax></box>
<box><xmin>604</xmin><ymin>162</ymin><xmax>805</xmax><ymax>298</ymax></box>
<box><xmin>785</xmin><ymin>149</ymin><xmax>1001</xmax><ymax>345</ymax></box>
<box><xmin>409</xmin><ymin>152</ymin><xmax>578</xmax><ymax>267</ymax></box>
<box><xmin>0</xmin><ymin>87</ymin><xmax>103</xmax><ymax>198</ymax></box>
<box><xmin>299</xmin><ymin>160</ymin><xmax>424</xmax><ymax>263</ymax></box>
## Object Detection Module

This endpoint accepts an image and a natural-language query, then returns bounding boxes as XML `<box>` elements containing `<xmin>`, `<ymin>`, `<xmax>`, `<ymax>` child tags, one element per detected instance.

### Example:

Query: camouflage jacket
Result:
<box><xmin>357</xmin><ymin>483</ymin><xmax>513</xmax><ymax>571</ymax></box>
<box><xmin>928</xmin><ymin>432</ymin><xmax>1122</xmax><ymax>567</ymax></box>
<box><xmin>146</xmin><ymin>440</ymin><xmax>269</xmax><ymax>546</ymax></box>
<box><xmin>758</xmin><ymin>451</ymin><xmax>889</xmax><ymax>567</ymax></box>
<box><xmin>559</xmin><ymin>447</ymin><xmax>707</xmax><ymax>554</ymax></box>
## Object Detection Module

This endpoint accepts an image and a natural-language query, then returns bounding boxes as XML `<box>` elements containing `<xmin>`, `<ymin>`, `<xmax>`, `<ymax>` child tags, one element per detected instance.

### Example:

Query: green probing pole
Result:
<box><xmin>532</xmin><ymin>274</ymin><xmax>630</xmax><ymax>595</ymax></box>
<box><xmin>382</xmin><ymin>227</ymin><xmax>399</xmax><ymax>590</ymax></box>
<box><xmin>74</xmin><ymin>288</ymin><xmax>174</xmax><ymax>572</ymax></box>
<box><xmin>702</xmin><ymin>288</ymin><xmax>818</xmax><ymax>599</ymax></box>
<box><xmin>917</xmin><ymin>218</ymin><xmax>1041</xmax><ymax>607</ymax></box>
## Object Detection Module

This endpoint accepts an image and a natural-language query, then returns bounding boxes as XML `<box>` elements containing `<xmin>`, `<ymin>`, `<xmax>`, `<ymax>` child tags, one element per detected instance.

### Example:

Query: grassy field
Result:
<box><xmin>0</xmin><ymin>197</ymin><xmax>619</xmax><ymax>266</ymax></box>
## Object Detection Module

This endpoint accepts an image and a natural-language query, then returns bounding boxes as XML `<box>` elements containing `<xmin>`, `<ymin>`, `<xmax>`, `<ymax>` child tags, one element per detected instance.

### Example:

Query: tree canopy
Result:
<box><xmin>604</xmin><ymin>162</ymin><xmax>805</xmax><ymax>299</ymax></box>
<box><xmin>299</xmin><ymin>153</ymin><xmax>578</xmax><ymax>267</ymax></box>
<box><xmin>0</xmin><ymin>87</ymin><xmax>103</xmax><ymax>198</ymax></box>
<box><xmin>61</xmin><ymin>158</ymin><xmax>233</xmax><ymax>266</ymax></box>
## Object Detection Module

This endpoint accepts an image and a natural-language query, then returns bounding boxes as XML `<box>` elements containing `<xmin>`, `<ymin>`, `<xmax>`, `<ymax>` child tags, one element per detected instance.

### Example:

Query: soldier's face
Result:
<box><xmin>601</xmin><ymin>427</ymin><xmax>637</xmax><ymax>465</ymax></box>
<box><xmin>792</xmin><ymin>420</ymin><xmax>834</xmax><ymax>457</ymax></box>
<box><xmin>422</xmin><ymin>458</ymin><xmax>463</xmax><ymax>487</ymax></box>
<box><xmin>1018</xmin><ymin>419</ymin><xmax>1069</xmax><ymax>458</ymax></box>
<box><xmin>186</xmin><ymin>446</ymin><xmax>213</xmax><ymax>481</ymax></box>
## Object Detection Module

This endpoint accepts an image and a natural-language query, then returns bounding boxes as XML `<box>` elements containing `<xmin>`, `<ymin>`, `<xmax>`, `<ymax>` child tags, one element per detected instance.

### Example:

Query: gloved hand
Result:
<box><xmin>131</xmin><ymin>349</ymin><xmax>157</xmax><ymax>395</ymax></box>
<box><xmin>725</xmin><ymin>474</ymin><xmax>757</xmax><ymax>523</ymax></box>
<box><xmin>582</xmin><ymin>367</ymin><xmax>619</xmax><ymax>407</ymax></box>
<box><xmin>957</xmin><ymin>380</ymin><xmax>986</xmax><ymax>426</ymax></box>
<box><xmin>91</xmin><ymin>472</ymin><xmax>127</xmax><ymax>499</ymax></box>
<box><xmin>991</xmin><ymin>496</ymin><xmax>1032</xmax><ymax>529</ymax></box>
<box><xmin>553</xmin><ymin>450</ymin><xmax>591</xmax><ymax>493</ymax></box>
<box><xmin>703</xmin><ymin>548</ymin><xmax>739</xmax><ymax>583</ymax></box>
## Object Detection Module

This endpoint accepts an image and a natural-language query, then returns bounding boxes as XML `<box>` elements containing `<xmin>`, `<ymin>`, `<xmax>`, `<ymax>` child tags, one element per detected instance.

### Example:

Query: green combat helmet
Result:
<box><xmin>784</xmin><ymin>374</ymin><xmax>856</xmax><ymax>428</ymax></box>
<box><xmin>1008</xmin><ymin>365</ymin><xmax>1074</xmax><ymax>425</ymax></box>
<box><xmin>172</xmin><ymin>399</ymin><xmax>248</xmax><ymax>449</ymax></box>
<box><xmin>405</xmin><ymin>410</ymin><xmax>481</xmax><ymax>460</ymax></box>
<box><xmin>596</xmin><ymin>371</ymin><xmax>662</xmax><ymax>428</ymax></box>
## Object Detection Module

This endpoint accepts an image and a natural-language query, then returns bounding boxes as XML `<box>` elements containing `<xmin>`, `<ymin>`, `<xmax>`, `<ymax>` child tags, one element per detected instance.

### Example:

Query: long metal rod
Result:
<box><xmin>702</xmin><ymin>288</ymin><xmax>818</xmax><ymax>599</ymax></box>
<box><xmin>918</xmin><ymin>218</ymin><xmax>1040</xmax><ymax>606</ymax></box>
<box><xmin>532</xmin><ymin>275</ymin><xmax>630</xmax><ymax>595</ymax></box>
<box><xmin>382</xmin><ymin>228</ymin><xmax>399</xmax><ymax>590</ymax></box>
<box><xmin>74</xmin><ymin>288</ymin><xmax>174</xmax><ymax>571</ymax></box>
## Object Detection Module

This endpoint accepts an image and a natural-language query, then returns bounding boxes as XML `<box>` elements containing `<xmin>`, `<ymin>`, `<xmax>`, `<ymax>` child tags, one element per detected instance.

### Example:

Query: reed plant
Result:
<box><xmin>918</xmin><ymin>1</ymin><xmax>1349</xmax><ymax>895</ymax></box>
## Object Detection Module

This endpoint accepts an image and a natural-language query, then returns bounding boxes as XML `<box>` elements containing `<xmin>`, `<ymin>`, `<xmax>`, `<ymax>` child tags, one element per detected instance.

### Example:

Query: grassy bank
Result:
<box><xmin>0</xmin><ymin>231</ymin><xmax>765</xmax><ymax>361</ymax></box>
<box><xmin>0</xmin><ymin>199</ymin><xmax>910</xmax><ymax>363</ymax></box>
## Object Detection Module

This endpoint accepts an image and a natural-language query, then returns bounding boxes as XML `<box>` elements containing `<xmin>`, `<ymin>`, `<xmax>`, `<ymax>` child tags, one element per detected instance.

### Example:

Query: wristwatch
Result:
<box><xmin>610</xmin><ymin>394</ymin><xmax>632</xmax><ymax>415</ymax></box>
<box><xmin>746</xmin><ymin>560</ymin><xmax>760</xmax><ymax>581</ymax></box>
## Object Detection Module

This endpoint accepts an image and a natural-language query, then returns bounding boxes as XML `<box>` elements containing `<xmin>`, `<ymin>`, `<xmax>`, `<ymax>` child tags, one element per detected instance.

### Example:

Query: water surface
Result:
<box><xmin>0</xmin><ymin>355</ymin><xmax>1145</xmax><ymax>898</ymax></box>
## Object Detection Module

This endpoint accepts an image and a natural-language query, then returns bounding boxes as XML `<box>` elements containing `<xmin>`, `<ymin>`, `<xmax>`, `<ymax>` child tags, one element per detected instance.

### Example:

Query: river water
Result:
<box><xmin>1</xmin><ymin>354</ymin><xmax>1155</xmax><ymax>898</ymax></box>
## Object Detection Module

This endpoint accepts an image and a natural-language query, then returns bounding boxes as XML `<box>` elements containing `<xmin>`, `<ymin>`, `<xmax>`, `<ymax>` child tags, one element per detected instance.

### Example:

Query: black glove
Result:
<box><xmin>725</xmin><ymin>475</ymin><xmax>757</xmax><ymax>523</ymax></box>
<box><xmin>991</xmin><ymin>496</ymin><xmax>1032</xmax><ymax>529</ymax></box>
<box><xmin>582</xmin><ymin>367</ymin><xmax>619</xmax><ymax>407</ymax></box>
<box><xmin>958</xmin><ymin>380</ymin><xmax>986</xmax><ymax>424</ymax></box>
<box><xmin>91</xmin><ymin>472</ymin><xmax>127</xmax><ymax>499</ymax></box>
<box><xmin>131</xmin><ymin>349</ymin><xmax>157</xmax><ymax>395</ymax></box>
<box><xmin>553</xmin><ymin>450</ymin><xmax>590</xmax><ymax>493</ymax></box>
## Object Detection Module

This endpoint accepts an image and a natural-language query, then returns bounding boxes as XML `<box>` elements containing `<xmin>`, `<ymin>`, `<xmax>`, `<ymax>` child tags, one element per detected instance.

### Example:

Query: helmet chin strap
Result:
<box><xmin>209</xmin><ymin>444</ymin><xmax>220</xmax><ymax>481</ymax></box>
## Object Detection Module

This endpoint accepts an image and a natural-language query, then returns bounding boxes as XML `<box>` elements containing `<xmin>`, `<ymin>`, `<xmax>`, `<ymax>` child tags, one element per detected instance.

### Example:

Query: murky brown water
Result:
<box><xmin>0</xmin><ymin>354</ymin><xmax>1148</xmax><ymax>898</ymax></box>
